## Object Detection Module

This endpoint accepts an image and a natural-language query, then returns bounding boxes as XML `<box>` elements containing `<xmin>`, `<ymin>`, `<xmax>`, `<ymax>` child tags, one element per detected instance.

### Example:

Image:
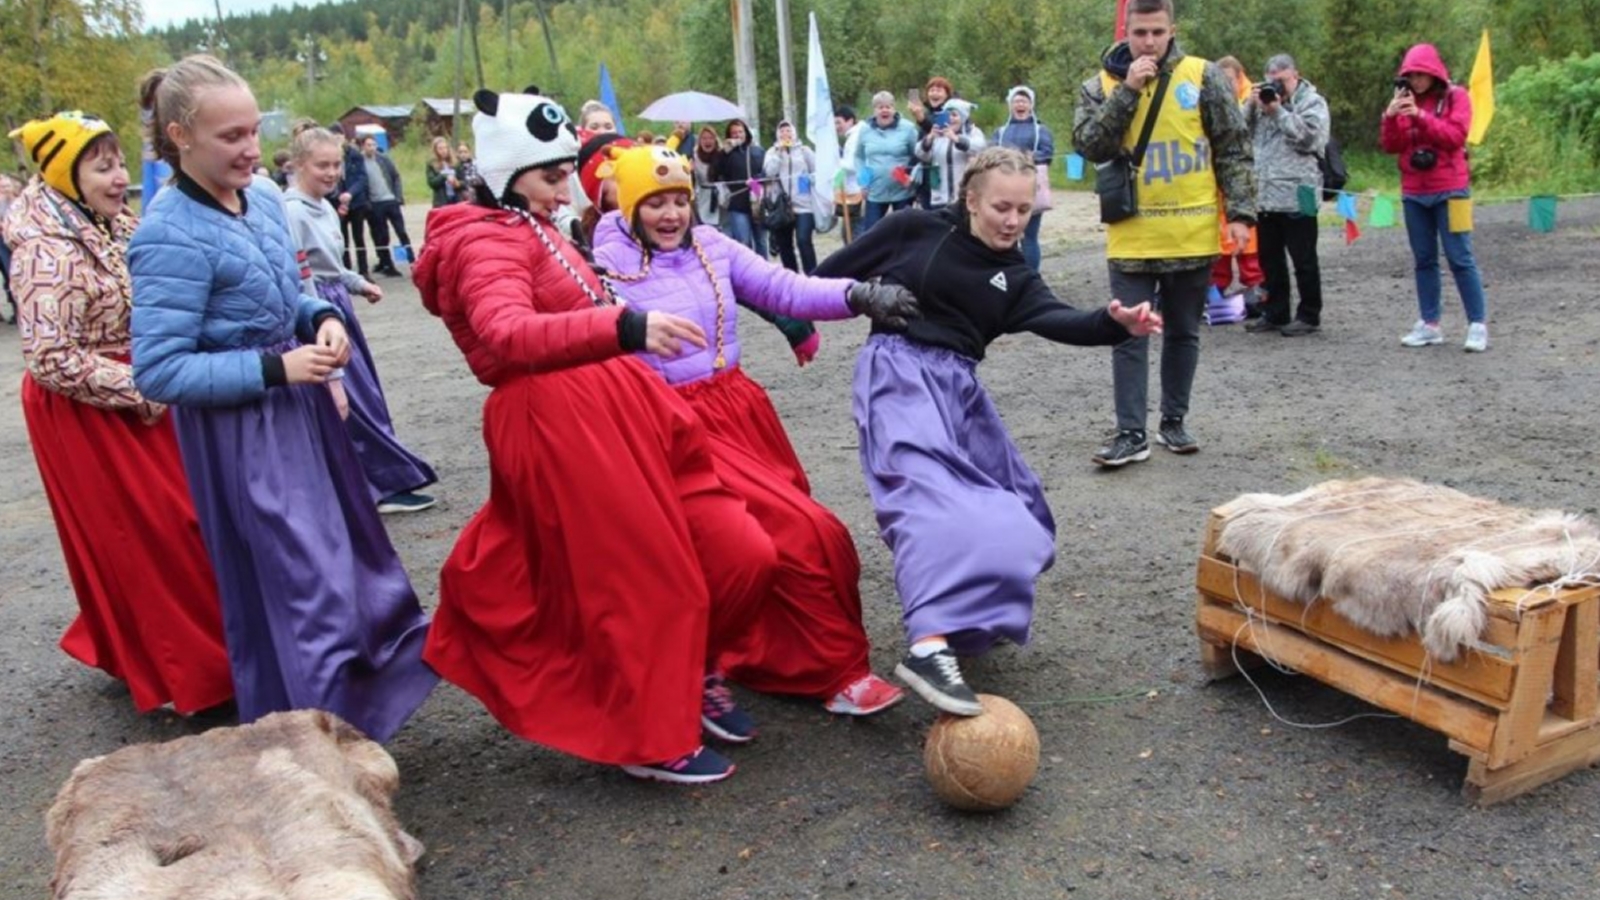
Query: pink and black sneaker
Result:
<box><xmin>701</xmin><ymin>672</ymin><xmax>758</xmax><ymax>743</ymax></box>
<box><xmin>621</xmin><ymin>745</ymin><xmax>736</xmax><ymax>784</ymax></box>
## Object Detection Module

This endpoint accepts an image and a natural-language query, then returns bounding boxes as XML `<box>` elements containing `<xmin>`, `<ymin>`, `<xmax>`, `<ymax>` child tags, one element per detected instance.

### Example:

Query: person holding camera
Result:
<box><xmin>1243</xmin><ymin>54</ymin><xmax>1329</xmax><ymax>337</ymax></box>
<box><xmin>1072</xmin><ymin>0</ymin><xmax>1256</xmax><ymax>467</ymax></box>
<box><xmin>1382</xmin><ymin>43</ymin><xmax>1488</xmax><ymax>352</ymax></box>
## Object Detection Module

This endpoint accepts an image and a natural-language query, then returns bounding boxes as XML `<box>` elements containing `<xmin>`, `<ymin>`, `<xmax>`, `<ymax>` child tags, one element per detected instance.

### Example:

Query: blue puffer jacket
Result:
<box><xmin>130</xmin><ymin>176</ymin><xmax>337</xmax><ymax>407</ymax></box>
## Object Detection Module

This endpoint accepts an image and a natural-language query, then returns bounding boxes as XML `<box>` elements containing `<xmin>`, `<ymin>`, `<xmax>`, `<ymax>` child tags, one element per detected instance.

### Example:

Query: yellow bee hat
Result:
<box><xmin>595</xmin><ymin>144</ymin><xmax>694</xmax><ymax>227</ymax></box>
<box><xmin>8</xmin><ymin>111</ymin><xmax>116</xmax><ymax>203</ymax></box>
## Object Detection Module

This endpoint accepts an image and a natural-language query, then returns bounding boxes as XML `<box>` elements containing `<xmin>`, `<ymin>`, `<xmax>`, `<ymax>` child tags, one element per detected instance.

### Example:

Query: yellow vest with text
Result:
<box><xmin>1102</xmin><ymin>56</ymin><xmax>1219</xmax><ymax>259</ymax></box>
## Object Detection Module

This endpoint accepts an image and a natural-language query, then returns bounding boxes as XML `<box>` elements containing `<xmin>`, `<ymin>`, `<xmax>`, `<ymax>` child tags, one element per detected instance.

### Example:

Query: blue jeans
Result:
<box><xmin>721</xmin><ymin>211</ymin><xmax>768</xmax><ymax>257</ymax></box>
<box><xmin>1403</xmin><ymin>192</ymin><xmax>1487</xmax><ymax>325</ymax></box>
<box><xmin>861</xmin><ymin>199</ymin><xmax>910</xmax><ymax>234</ymax></box>
<box><xmin>1021</xmin><ymin>213</ymin><xmax>1044</xmax><ymax>272</ymax></box>
<box><xmin>770</xmin><ymin>213</ymin><xmax>817</xmax><ymax>274</ymax></box>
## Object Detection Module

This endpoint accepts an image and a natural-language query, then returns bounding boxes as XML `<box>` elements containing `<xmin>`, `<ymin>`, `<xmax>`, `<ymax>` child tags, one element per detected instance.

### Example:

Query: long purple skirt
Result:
<box><xmin>171</xmin><ymin>379</ymin><xmax>438</xmax><ymax>742</ymax></box>
<box><xmin>316</xmin><ymin>281</ymin><xmax>437</xmax><ymax>500</ymax></box>
<box><xmin>852</xmin><ymin>334</ymin><xmax>1056</xmax><ymax>655</ymax></box>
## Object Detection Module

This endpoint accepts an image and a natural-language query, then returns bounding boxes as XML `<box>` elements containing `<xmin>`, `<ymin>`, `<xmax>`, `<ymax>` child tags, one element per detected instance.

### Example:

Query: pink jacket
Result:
<box><xmin>591</xmin><ymin>211</ymin><xmax>854</xmax><ymax>386</ymax></box>
<box><xmin>1380</xmin><ymin>44</ymin><xmax>1473</xmax><ymax>195</ymax></box>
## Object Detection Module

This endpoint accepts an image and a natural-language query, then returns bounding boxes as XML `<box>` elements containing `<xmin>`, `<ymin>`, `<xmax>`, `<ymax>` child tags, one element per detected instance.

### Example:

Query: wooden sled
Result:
<box><xmin>1195</xmin><ymin>510</ymin><xmax>1600</xmax><ymax>805</ymax></box>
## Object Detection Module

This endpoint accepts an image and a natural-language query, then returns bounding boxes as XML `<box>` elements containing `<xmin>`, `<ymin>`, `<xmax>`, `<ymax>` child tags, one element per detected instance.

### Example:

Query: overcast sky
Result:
<box><xmin>141</xmin><ymin>0</ymin><xmax>338</xmax><ymax>30</ymax></box>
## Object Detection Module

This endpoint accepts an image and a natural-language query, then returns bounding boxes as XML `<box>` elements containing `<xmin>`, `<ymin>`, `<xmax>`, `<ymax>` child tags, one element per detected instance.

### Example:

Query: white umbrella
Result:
<box><xmin>637</xmin><ymin>91</ymin><xmax>746</xmax><ymax>123</ymax></box>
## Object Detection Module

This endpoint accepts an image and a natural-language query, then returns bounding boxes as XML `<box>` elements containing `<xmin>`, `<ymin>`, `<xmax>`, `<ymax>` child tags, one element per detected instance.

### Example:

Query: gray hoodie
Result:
<box><xmin>1245</xmin><ymin>79</ymin><xmax>1330</xmax><ymax>213</ymax></box>
<box><xmin>284</xmin><ymin>187</ymin><xmax>373</xmax><ymax>296</ymax></box>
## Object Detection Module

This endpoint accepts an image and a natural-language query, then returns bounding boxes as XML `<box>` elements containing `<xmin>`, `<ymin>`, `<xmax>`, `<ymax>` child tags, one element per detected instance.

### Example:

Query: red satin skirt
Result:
<box><xmin>20</xmin><ymin>376</ymin><xmax>232</xmax><ymax>713</ymax></box>
<box><xmin>425</xmin><ymin>358</ymin><xmax>776</xmax><ymax>766</ymax></box>
<box><xmin>678</xmin><ymin>367</ymin><xmax>871</xmax><ymax>698</ymax></box>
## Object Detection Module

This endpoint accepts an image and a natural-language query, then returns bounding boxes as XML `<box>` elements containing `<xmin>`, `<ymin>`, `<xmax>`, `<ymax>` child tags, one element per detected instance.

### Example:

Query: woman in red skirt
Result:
<box><xmin>3</xmin><ymin>111</ymin><xmax>231</xmax><ymax>713</ymax></box>
<box><xmin>591</xmin><ymin>144</ymin><xmax>917</xmax><ymax>719</ymax></box>
<box><xmin>414</xmin><ymin>90</ymin><xmax>778</xmax><ymax>784</ymax></box>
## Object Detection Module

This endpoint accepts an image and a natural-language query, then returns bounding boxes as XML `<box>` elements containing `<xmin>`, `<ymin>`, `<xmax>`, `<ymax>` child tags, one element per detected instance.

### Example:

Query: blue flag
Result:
<box><xmin>1336</xmin><ymin>191</ymin><xmax>1357</xmax><ymax>222</ymax></box>
<box><xmin>598</xmin><ymin>63</ymin><xmax>626</xmax><ymax>135</ymax></box>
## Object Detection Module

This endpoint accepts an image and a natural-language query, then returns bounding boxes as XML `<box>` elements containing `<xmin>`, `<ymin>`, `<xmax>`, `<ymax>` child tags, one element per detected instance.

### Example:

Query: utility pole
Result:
<box><xmin>452</xmin><ymin>0</ymin><xmax>467</xmax><ymax>145</ymax></box>
<box><xmin>504</xmin><ymin>0</ymin><xmax>514</xmax><ymax>87</ymax></box>
<box><xmin>731</xmin><ymin>0</ymin><xmax>759</xmax><ymax>133</ymax></box>
<box><xmin>533</xmin><ymin>0</ymin><xmax>564</xmax><ymax>98</ymax></box>
<box><xmin>468</xmin><ymin>2</ymin><xmax>486</xmax><ymax>90</ymax></box>
<box><xmin>774</xmin><ymin>0</ymin><xmax>797</xmax><ymax>128</ymax></box>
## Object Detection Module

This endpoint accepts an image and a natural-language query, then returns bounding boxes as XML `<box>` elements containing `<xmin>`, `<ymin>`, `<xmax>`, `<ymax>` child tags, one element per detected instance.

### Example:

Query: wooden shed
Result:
<box><xmin>417</xmin><ymin>98</ymin><xmax>475</xmax><ymax>139</ymax></box>
<box><xmin>335</xmin><ymin>105</ymin><xmax>415</xmax><ymax>144</ymax></box>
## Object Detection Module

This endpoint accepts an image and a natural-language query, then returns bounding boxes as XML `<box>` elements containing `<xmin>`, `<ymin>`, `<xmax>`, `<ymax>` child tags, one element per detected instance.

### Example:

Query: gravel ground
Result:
<box><xmin>2</xmin><ymin>194</ymin><xmax>1598</xmax><ymax>899</ymax></box>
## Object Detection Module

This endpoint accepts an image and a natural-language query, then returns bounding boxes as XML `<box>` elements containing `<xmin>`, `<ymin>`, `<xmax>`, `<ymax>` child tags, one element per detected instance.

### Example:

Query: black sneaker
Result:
<box><xmin>1244</xmin><ymin>317</ymin><xmax>1287</xmax><ymax>334</ymax></box>
<box><xmin>895</xmin><ymin>649</ymin><xmax>983</xmax><ymax>716</ymax></box>
<box><xmin>1280</xmin><ymin>320</ymin><xmax>1320</xmax><ymax>336</ymax></box>
<box><xmin>1155</xmin><ymin>417</ymin><xmax>1199</xmax><ymax>454</ymax></box>
<box><xmin>1092</xmin><ymin>429</ymin><xmax>1151</xmax><ymax>468</ymax></box>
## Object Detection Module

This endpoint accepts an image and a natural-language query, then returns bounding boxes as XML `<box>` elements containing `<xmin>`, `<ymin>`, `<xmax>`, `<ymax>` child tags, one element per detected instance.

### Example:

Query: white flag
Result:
<box><xmin>805</xmin><ymin>13</ymin><xmax>839</xmax><ymax>231</ymax></box>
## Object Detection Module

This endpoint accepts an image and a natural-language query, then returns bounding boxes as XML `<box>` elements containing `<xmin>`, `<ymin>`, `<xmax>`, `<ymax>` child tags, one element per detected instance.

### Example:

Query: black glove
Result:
<box><xmin>847</xmin><ymin>279</ymin><xmax>920</xmax><ymax>329</ymax></box>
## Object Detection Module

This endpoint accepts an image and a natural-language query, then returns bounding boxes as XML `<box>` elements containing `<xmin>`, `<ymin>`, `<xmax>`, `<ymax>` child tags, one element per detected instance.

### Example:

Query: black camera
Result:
<box><xmin>1409</xmin><ymin>148</ymin><xmax>1438</xmax><ymax>171</ymax></box>
<box><xmin>1257</xmin><ymin>80</ymin><xmax>1281</xmax><ymax>103</ymax></box>
<box><xmin>1393</xmin><ymin>77</ymin><xmax>1411</xmax><ymax>93</ymax></box>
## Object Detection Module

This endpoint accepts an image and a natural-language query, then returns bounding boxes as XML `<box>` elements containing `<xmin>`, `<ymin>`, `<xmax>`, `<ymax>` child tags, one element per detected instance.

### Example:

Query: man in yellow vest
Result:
<box><xmin>1073</xmin><ymin>0</ymin><xmax>1257</xmax><ymax>467</ymax></box>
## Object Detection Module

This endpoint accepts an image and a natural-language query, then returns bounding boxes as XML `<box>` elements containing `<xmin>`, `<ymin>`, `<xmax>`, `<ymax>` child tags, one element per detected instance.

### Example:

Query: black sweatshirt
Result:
<box><xmin>814</xmin><ymin>206</ymin><xmax>1128</xmax><ymax>361</ymax></box>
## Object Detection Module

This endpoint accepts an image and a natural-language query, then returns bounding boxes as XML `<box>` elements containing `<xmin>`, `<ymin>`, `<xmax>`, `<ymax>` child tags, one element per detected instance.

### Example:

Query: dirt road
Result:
<box><xmin>2</xmin><ymin>195</ymin><xmax>1597</xmax><ymax>899</ymax></box>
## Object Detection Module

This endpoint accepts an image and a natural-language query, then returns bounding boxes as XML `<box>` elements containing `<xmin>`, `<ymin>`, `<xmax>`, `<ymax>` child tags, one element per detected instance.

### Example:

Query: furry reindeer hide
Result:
<box><xmin>45</xmin><ymin>710</ymin><xmax>423</xmax><ymax>900</ymax></box>
<box><xmin>1216</xmin><ymin>478</ymin><xmax>1600</xmax><ymax>661</ymax></box>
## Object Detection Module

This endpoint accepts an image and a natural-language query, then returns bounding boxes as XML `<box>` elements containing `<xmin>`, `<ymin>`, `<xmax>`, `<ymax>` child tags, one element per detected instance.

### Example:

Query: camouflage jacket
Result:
<box><xmin>1073</xmin><ymin>41</ymin><xmax>1257</xmax><ymax>274</ymax></box>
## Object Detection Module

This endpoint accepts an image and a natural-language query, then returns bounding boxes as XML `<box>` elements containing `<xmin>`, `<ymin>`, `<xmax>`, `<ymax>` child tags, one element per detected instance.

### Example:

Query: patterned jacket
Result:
<box><xmin>1074</xmin><ymin>40</ymin><xmax>1257</xmax><ymax>273</ymax></box>
<box><xmin>591</xmin><ymin>211</ymin><xmax>853</xmax><ymax>386</ymax></box>
<box><xmin>1</xmin><ymin>178</ymin><xmax>160</xmax><ymax>421</ymax></box>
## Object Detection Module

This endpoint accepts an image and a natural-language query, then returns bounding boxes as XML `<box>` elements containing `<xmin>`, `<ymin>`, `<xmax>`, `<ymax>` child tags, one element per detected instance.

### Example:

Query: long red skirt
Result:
<box><xmin>678</xmin><ymin>367</ymin><xmax>871</xmax><ymax>699</ymax></box>
<box><xmin>424</xmin><ymin>357</ymin><xmax>776</xmax><ymax>766</ymax></box>
<box><xmin>20</xmin><ymin>376</ymin><xmax>232</xmax><ymax>713</ymax></box>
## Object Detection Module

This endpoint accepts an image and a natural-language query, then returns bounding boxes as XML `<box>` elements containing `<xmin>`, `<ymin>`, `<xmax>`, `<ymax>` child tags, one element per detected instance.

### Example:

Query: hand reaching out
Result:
<box><xmin>360</xmin><ymin>282</ymin><xmax>384</xmax><ymax>304</ymax></box>
<box><xmin>1108</xmin><ymin>300</ymin><xmax>1163</xmax><ymax>336</ymax></box>
<box><xmin>644</xmin><ymin>310</ymin><xmax>709</xmax><ymax>358</ymax></box>
<box><xmin>847</xmin><ymin>280</ymin><xmax>921</xmax><ymax>329</ymax></box>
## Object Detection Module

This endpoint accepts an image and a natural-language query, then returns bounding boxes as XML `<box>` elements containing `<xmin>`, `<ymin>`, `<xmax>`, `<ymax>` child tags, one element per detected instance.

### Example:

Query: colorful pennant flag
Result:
<box><xmin>1115</xmin><ymin>0</ymin><xmax>1130</xmax><ymax>40</ymax></box>
<box><xmin>1467</xmin><ymin>30</ymin><xmax>1494</xmax><ymax>145</ymax></box>
<box><xmin>598</xmin><ymin>63</ymin><xmax>626</xmax><ymax>136</ymax></box>
<box><xmin>1344</xmin><ymin>219</ymin><xmax>1361</xmax><ymax>245</ymax></box>
<box><xmin>1065</xmin><ymin>152</ymin><xmax>1086</xmax><ymax>180</ymax></box>
<box><xmin>1369</xmin><ymin>194</ymin><xmax>1397</xmax><ymax>228</ymax></box>
<box><xmin>1529</xmin><ymin>196</ymin><xmax>1558</xmax><ymax>233</ymax></box>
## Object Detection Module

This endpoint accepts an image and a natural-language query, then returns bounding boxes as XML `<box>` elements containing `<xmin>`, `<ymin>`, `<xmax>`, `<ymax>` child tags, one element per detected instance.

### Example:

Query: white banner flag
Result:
<box><xmin>805</xmin><ymin>12</ymin><xmax>840</xmax><ymax>231</ymax></box>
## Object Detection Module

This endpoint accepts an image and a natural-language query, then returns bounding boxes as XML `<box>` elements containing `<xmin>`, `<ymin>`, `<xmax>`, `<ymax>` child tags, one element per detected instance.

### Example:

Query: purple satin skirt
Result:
<box><xmin>852</xmin><ymin>334</ymin><xmax>1056</xmax><ymax>655</ymax></box>
<box><xmin>171</xmin><ymin>376</ymin><xmax>437</xmax><ymax>741</ymax></box>
<box><xmin>317</xmin><ymin>281</ymin><xmax>436</xmax><ymax>500</ymax></box>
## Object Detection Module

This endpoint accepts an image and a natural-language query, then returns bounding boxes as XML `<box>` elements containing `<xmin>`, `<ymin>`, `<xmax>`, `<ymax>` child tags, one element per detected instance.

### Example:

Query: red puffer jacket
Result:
<box><xmin>1379</xmin><ymin>44</ymin><xmax>1473</xmax><ymax>196</ymax></box>
<box><xmin>413</xmin><ymin>202</ymin><xmax>627</xmax><ymax>386</ymax></box>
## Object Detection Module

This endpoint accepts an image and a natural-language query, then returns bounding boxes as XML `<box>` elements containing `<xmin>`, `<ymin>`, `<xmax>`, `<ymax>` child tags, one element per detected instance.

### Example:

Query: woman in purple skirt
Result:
<box><xmin>814</xmin><ymin>147</ymin><xmax>1162</xmax><ymax>716</ymax></box>
<box><xmin>282</xmin><ymin>121</ymin><xmax>438</xmax><ymax>514</ymax></box>
<box><xmin>129</xmin><ymin>56</ymin><xmax>437</xmax><ymax>742</ymax></box>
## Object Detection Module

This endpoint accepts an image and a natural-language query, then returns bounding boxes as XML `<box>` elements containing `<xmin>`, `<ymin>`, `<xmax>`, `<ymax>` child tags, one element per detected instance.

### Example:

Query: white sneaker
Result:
<box><xmin>1400</xmin><ymin>320</ymin><xmax>1444</xmax><ymax>347</ymax></box>
<box><xmin>1463</xmin><ymin>322</ymin><xmax>1489</xmax><ymax>352</ymax></box>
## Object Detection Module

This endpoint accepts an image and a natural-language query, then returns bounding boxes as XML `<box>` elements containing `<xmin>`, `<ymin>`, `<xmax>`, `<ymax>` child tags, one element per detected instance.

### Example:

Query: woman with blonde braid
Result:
<box><xmin>815</xmin><ymin>147</ymin><xmax>1162</xmax><ymax>715</ymax></box>
<box><xmin>592</xmin><ymin>144</ymin><xmax>917</xmax><ymax>719</ymax></box>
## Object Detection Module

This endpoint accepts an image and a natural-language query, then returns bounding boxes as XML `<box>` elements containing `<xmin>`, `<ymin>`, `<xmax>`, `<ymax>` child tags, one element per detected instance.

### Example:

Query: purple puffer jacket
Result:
<box><xmin>591</xmin><ymin>210</ymin><xmax>855</xmax><ymax>385</ymax></box>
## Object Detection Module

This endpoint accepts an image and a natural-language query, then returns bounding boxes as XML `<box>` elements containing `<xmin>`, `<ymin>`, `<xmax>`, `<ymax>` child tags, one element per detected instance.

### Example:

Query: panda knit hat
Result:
<box><xmin>471</xmin><ymin>89</ymin><xmax>580</xmax><ymax>203</ymax></box>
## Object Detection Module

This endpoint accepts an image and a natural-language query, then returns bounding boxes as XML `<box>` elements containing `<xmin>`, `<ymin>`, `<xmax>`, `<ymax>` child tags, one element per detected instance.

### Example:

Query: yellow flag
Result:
<box><xmin>1467</xmin><ymin>29</ymin><xmax>1494</xmax><ymax>145</ymax></box>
